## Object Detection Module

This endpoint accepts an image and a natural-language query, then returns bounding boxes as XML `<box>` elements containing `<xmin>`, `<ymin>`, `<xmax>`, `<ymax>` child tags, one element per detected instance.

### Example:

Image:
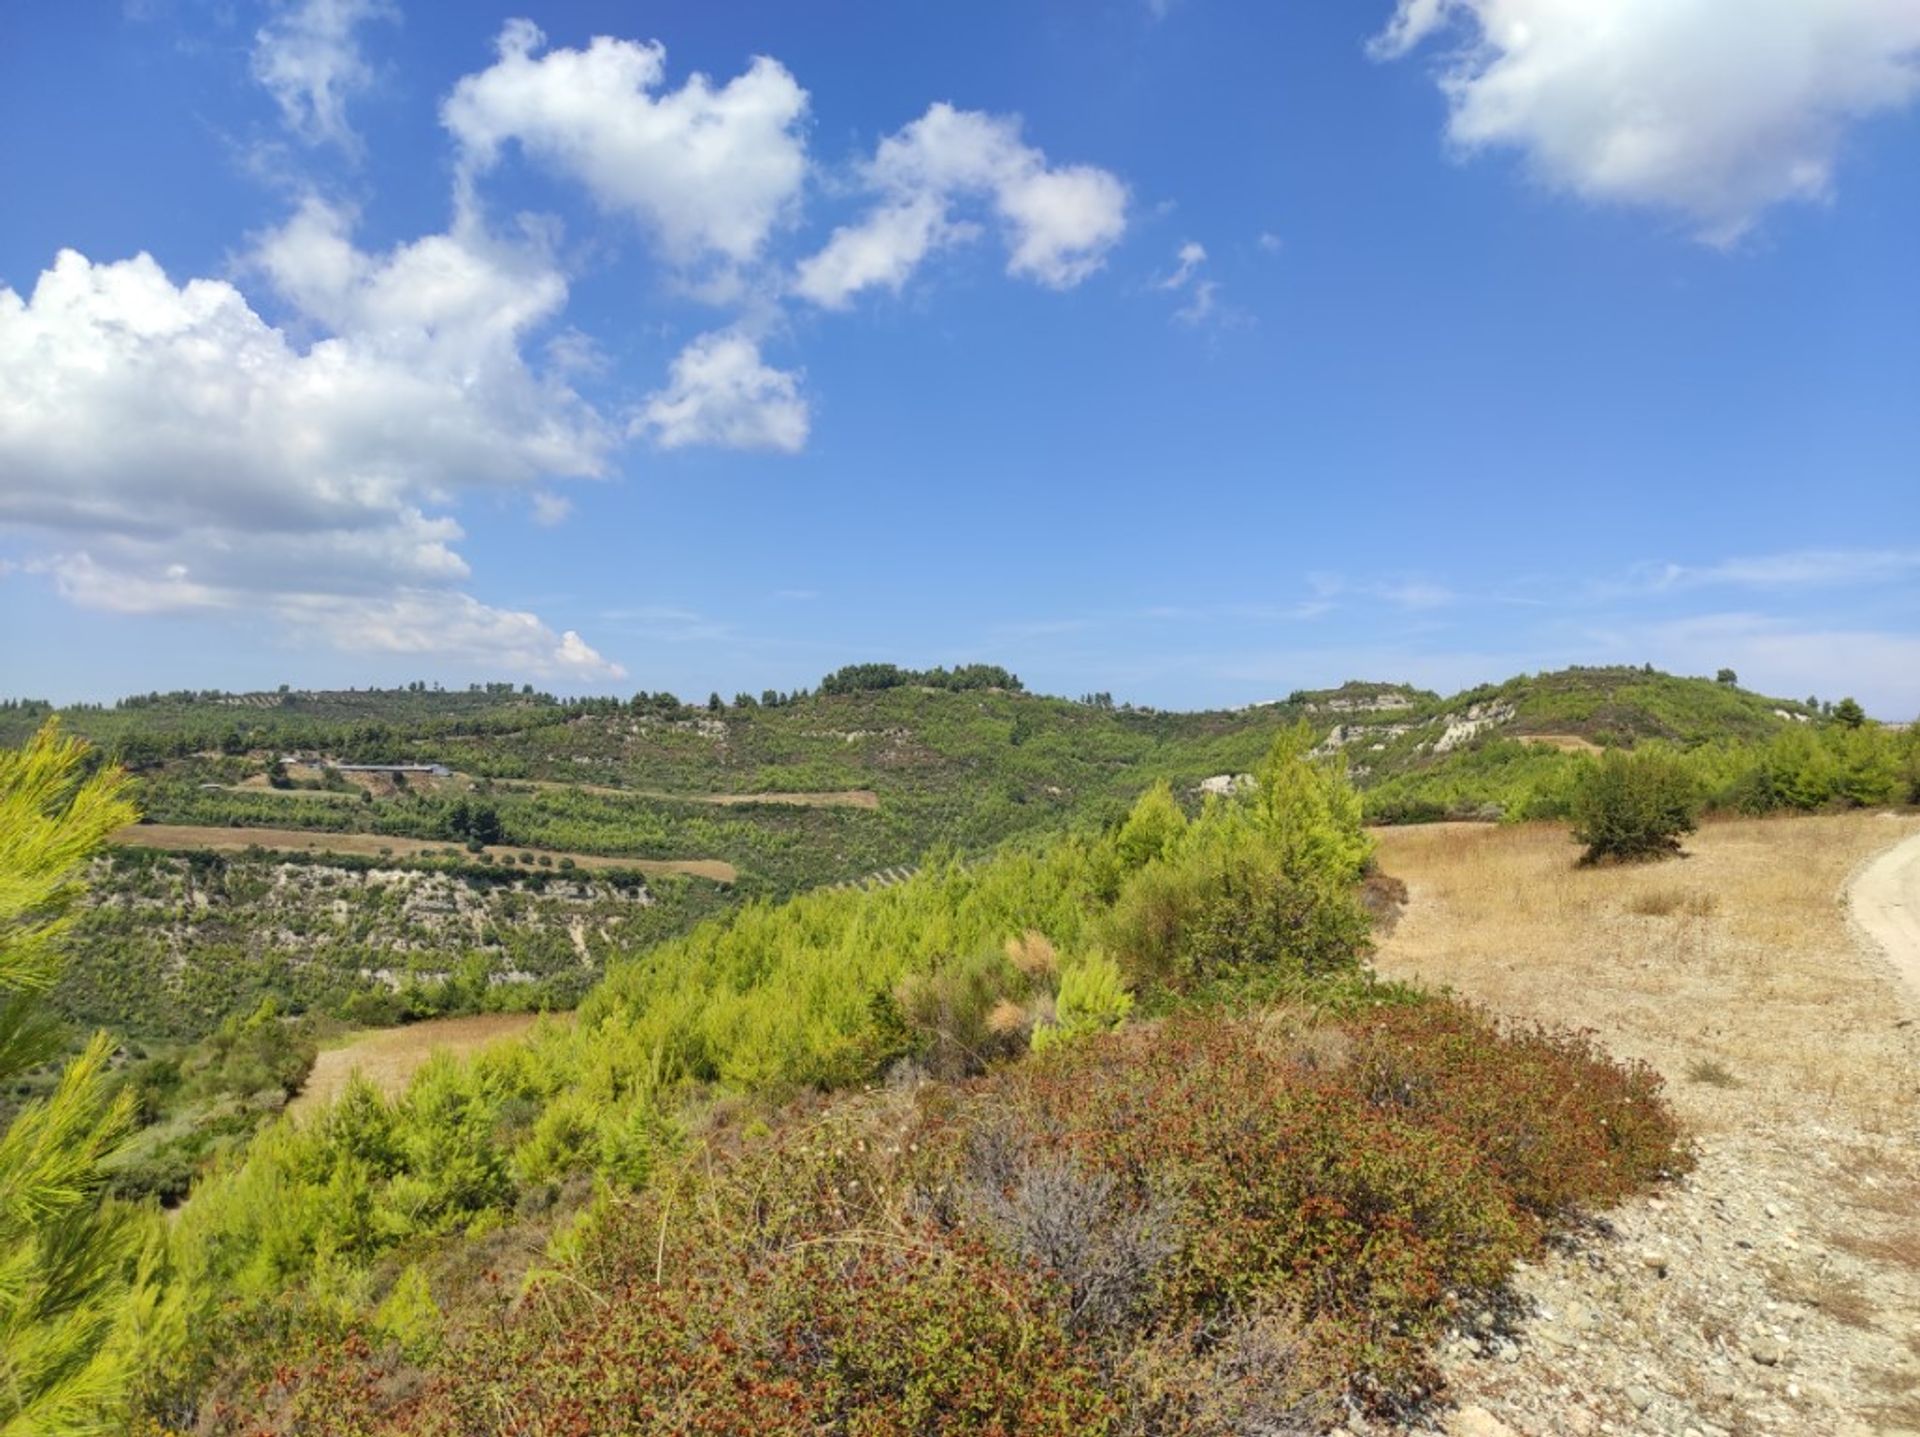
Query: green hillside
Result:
<box><xmin>14</xmin><ymin>664</ymin><xmax>1908</xmax><ymax>1048</ymax></box>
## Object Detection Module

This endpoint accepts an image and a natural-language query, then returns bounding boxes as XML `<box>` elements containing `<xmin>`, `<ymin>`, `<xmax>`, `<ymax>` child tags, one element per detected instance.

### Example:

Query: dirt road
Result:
<box><xmin>1851</xmin><ymin>825</ymin><xmax>1920</xmax><ymax>999</ymax></box>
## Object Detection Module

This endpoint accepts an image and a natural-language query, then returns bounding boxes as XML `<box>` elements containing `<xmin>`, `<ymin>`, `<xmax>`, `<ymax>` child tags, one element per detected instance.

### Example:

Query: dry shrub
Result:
<box><xmin>1359</xmin><ymin>870</ymin><xmax>1410</xmax><ymax>932</ymax></box>
<box><xmin>1685</xmin><ymin>1057</ymin><xmax>1738</xmax><ymax>1088</ymax></box>
<box><xmin>954</xmin><ymin>1123</ymin><xmax>1176</xmax><ymax>1336</ymax></box>
<box><xmin>968</xmin><ymin>1002</ymin><xmax>1687</xmax><ymax>1411</ymax></box>
<box><xmin>1628</xmin><ymin>886</ymin><xmax>1718</xmax><ymax>918</ymax></box>
<box><xmin>893</xmin><ymin>950</ymin><xmax>1028</xmax><ymax>1080</ymax></box>
<box><xmin>1120</xmin><ymin>1306</ymin><xmax>1338</xmax><ymax>1437</ymax></box>
<box><xmin>985</xmin><ymin>997</ymin><xmax>1031</xmax><ymax>1039</ymax></box>
<box><xmin>1005</xmin><ymin>929</ymin><xmax>1059</xmax><ymax>980</ymax></box>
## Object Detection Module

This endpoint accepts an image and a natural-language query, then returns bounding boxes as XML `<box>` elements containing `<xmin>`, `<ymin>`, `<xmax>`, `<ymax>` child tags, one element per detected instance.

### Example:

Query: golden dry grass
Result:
<box><xmin>1515</xmin><ymin>733</ymin><xmax>1605</xmax><ymax>754</ymax></box>
<box><xmin>1373</xmin><ymin>813</ymin><xmax>1920</xmax><ymax>1429</ymax></box>
<box><xmin>1370</xmin><ymin>812</ymin><xmax>1920</xmax><ymax>1134</ymax></box>
<box><xmin>109</xmin><ymin>823</ymin><xmax>738</xmax><ymax>883</ymax></box>
<box><xmin>288</xmin><ymin>1012</ymin><xmax>557</xmax><ymax>1120</ymax></box>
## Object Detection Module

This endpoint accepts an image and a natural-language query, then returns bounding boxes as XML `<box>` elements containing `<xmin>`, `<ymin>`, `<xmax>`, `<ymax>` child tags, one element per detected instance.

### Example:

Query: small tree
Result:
<box><xmin>1832</xmin><ymin>697</ymin><xmax>1867</xmax><ymax>730</ymax></box>
<box><xmin>1252</xmin><ymin>721</ymin><xmax>1373</xmax><ymax>886</ymax></box>
<box><xmin>1570</xmin><ymin>750</ymin><xmax>1699</xmax><ymax>864</ymax></box>
<box><xmin>1715</xmin><ymin>668</ymin><xmax>1737</xmax><ymax>686</ymax></box>
<box><xmin>0</xmin><ymin>722</ymin><xmax>144</xmax><ymax>1434</ymax></box>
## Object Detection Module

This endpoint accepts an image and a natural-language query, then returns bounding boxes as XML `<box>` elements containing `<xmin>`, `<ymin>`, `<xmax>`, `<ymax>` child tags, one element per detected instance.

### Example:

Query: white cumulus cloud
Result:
<box><xmin>794</xmin><ymin>103</ymin><xmax>1127</xmax><ymax>307</ymax></box>
<box><xmin>442</xmin><ymin>20</ymin><xmax>810</xmax><ymax>269</ymax></box>
<box><xmin>637</xmin><ymin>332</ymin><xmax>809</xmax><ymax>453</ymax></box>
<box><xmin>1371</xmin><ymin>0</ymin><xmax>1920</xmax><ymax>244</ymax></box>
<box><xmin>252</xmin><ymin>0</ymin><xmax>397</xmax><ymax>152</ymax></box>
<box><xmin>0</xmin><ymin>217</ymin><xmax>622</xmax><ymax>679</ymax></box>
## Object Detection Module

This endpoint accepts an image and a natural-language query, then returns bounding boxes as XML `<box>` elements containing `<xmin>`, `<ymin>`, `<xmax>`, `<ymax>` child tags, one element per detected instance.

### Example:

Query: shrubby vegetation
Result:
<box><xmin>126</xmin><ymin>727</ymin><xmax>1401</xmax><ymax>1415</ymax></box>
<box><xmin>0</xmin><ymin>706</ymin><xmax>1708</xmax><ymax>1430</ymax></box>
<box><xmin>1571</xmin><ymin>749</ymin><xmax>1702</xmax><ymax>864</ymax></box>
<box><xmin>1372</xmin><ymin>718</ymin><xmax>1920</xmax><ymax>826</ymax></box>
<box><xmin>99</xmin><ymin>1003</ymin><xmax>321</xmax><ymax>1204</ymax></box>
<box><xmin>170</xmin><ymin>1003</ymin><xmax>1687</xmax><ymax>1432</ymax></box>
<box><xmin>58</xmin><ymin>847</ymin><xmax>689</xmax><ymax>1042</ymax></box>
<box><xmin>816</xmin><ymin>661</ymin><xmax>1024</xmax><ymax>695</ymax></box>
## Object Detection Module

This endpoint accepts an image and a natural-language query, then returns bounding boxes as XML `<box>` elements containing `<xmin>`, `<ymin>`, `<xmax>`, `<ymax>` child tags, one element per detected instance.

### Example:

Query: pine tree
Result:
<box><xmin>0</xmin><ymin>722</ymin><xmax>144</xmax><ymax>1436</ymax></box>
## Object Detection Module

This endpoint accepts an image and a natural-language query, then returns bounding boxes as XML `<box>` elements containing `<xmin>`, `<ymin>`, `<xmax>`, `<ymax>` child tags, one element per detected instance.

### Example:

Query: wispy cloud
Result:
<box><xmin>1307</xmin><ymin>573</ymin><xmax>1457</xmax><ymax>612</ymax></box>
<box><xmin>597</xmin><ymin>605</ymin><xmax>735</xmax><ymax>644</ymax></box>
<box><xmin>1614</xmin><ymin>548</ymin><xmax>1920</xmax><ymax>596</ymax></box>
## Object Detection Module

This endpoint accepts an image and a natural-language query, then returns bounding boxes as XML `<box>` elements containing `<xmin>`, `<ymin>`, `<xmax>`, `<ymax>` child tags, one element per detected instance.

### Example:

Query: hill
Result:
<box><xmin>14</xmin><ymin>664</ymin><xmax>1902</xmax><ymax>1048</ymax></box>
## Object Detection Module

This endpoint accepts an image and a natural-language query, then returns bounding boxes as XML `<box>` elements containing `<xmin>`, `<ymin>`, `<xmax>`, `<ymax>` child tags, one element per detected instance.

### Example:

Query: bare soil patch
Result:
<box><xmin>109</xmin><ymin>823</ymin><xmax>737</xmax><ymax>883</ymax></box>
<box><xmin>1363</xmin><ymin>814</ymin><xmax>1920</xmax><ymax>1436</ymax></box>
<box><xmin>1515</xmin><ymin>732</ymin><xmax>1604</xmax><ymax>754</ymax></box>
<box><xmin>288</xmin><ymin>1013</ymin><xmax>555</xmax><ymax>1120</ymax></box>
<box><xmin>223</xmin><ymin>779</ymin><xmax>354</xmax><ymax>799</ymax></box>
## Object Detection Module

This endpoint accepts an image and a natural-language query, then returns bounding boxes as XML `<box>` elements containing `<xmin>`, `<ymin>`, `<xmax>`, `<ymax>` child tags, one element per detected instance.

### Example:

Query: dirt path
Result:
<box><xmin>1853</xmin><ymin>827</ymin><xmax>1920</xmax><ymax>998</ymax></box>
<box><xmin>1367</xmin><ymin>814</ymin><xmax>1920</xmax><ymax>1437</ymax></box>
<box><xmin>109</xmin><ymin>823</ymin><xmax>738</xmax><ymax>883</ymax></box>
<box><xmin>288</xmin><ymin>1013</ymin><xmax>554</xmax><ymax>1121</ymax></box>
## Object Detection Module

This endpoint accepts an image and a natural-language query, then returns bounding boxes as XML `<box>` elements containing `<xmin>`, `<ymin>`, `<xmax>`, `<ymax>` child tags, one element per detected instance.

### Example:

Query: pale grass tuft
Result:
<box><xmin>986</xmin><ymin>998</ymin><xmax>1030</xmax><ymax>1038</ymax></box>
<box><xmin>1004</xmin><ymin>930</ymin><xmax>1058</xmax><ymax>980</ymax></box>
<box><xmin>1628</xmin><ymin>886</ymin><xmax>1719</xmax><ymax>919</ymax></box>
<box><xmin>1684</xmin><ymin>1057</ymin><xmax>1738</xmax><ymax>1088</ymax></box>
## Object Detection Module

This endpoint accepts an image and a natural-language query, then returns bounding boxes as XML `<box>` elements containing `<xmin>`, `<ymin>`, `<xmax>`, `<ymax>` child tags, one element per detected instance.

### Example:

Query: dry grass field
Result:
<box><xmin>1369</xmin><ymin>814</ymin><xmax>1920</xmax><ymax>1435</ymax></box>
<box><xmin>288</xmin><ymin>1012</ymin><xmax>555</xmax><ymax>1120</ymax></box>
<box><xmin>108</xmin><ymin>822</ymin><xmax>738</xmax><ymax>883</ymax></box>
<box><xmin>1373</xmin><ymin>813</ymin><xmax>1920</xmax><ymax>1133</ymax></box>
<box><xmin>1514</xmin><ymin>733</ymin><xmax>1604</xmax><ymax>754</ymax></box>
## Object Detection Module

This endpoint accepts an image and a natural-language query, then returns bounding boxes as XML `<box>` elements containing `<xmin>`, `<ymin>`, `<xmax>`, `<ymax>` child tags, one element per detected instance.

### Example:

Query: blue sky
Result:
<box><xmin>3</xmin><ymin>0</ymin><xmax>1918</xmax><ymax>715</ymax></box>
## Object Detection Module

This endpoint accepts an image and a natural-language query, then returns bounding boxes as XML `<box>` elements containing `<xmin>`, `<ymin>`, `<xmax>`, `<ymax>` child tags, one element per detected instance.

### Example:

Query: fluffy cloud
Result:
<box><xmin>794</xmin><ymin>103</ymin><xmax>1127</xmax><ymax>307</ymax></box>
<box><xmin>637</xmin><ymin>332</ymin><xmax>809</xmax><ymax>453</ymax></box>
<box><xmin>1372</xmin><ymin>0</ymin><xmax>1920</xmax><ymax>243</ymax></box>
<box><xmin>443</xmin><ymin>20</ymin><xmax>809</xmax><ymax>268</ymax></box>
<box><xmin>0</xmin><ymin>220</ymin><xmax>621</xmax><ymax>678</ymax></box>
<box><xmin>252</xmin><ymin>0</ymin><xmax>397</xmax><ymax>151</ymax></box>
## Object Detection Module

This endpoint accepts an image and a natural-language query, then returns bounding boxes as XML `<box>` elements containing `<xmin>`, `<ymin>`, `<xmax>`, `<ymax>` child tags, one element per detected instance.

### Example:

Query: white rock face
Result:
<box><xmin>1308</xmin><ymin>689</ymin><xmax>1417</xmax><ymax>714</ymax></box>
<box><xmin>1197</xmin><ymin>773</ymin><xmax>1254</xmax><ymax>797</ymax></box>
<box><xmin>1432</xmin><ymin>701</ymin><xmax>1516</xmax><ymax>754</ymax></box>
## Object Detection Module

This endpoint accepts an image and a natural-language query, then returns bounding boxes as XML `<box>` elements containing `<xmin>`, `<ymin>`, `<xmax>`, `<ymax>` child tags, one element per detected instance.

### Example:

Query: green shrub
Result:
<box><xmin>372</xmin><ymin>1264</ymin><xmax>442</xmax><ymax>1363</ymax></box>
<box><xmin>1101</xmin><ymin>840</ymin><xmax>1371</xmax><ymax>995</ymax></box>
<box><xmin>1251</xmin><ymin>721</ymin><xmax>1374</xmax><ymax>885</ymax></box>
<box><xmin>1031</xmin><ymin>951</ymin><xmax>1132</xmax><ymax>1051</ymax></box>
<box><xmin>1570</xmin><ymin>750</ymin><xmax>1699</xmax><ymax>863</ymax></box>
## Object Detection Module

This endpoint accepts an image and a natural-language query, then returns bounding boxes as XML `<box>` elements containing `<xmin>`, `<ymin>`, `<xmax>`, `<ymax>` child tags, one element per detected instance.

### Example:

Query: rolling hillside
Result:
<box><xmin>11</xmin><ymin>664</ymin><xmax>1878</xmax><ymax>1043</ymax></box>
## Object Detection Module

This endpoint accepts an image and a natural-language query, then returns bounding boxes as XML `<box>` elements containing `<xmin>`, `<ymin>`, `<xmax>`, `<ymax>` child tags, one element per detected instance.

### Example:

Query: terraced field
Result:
<box><xmin>109</xmin><ymin>823</ymin><xmax>738</xmax><ymax>883</ymax></box>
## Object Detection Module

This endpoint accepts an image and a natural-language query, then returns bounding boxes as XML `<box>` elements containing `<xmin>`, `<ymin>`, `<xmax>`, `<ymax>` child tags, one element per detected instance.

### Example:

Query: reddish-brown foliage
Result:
<box><xmin>193</xmin><ymin>1000</ymin><xmax>1687</xmax><ymax>1431</ymax></box>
